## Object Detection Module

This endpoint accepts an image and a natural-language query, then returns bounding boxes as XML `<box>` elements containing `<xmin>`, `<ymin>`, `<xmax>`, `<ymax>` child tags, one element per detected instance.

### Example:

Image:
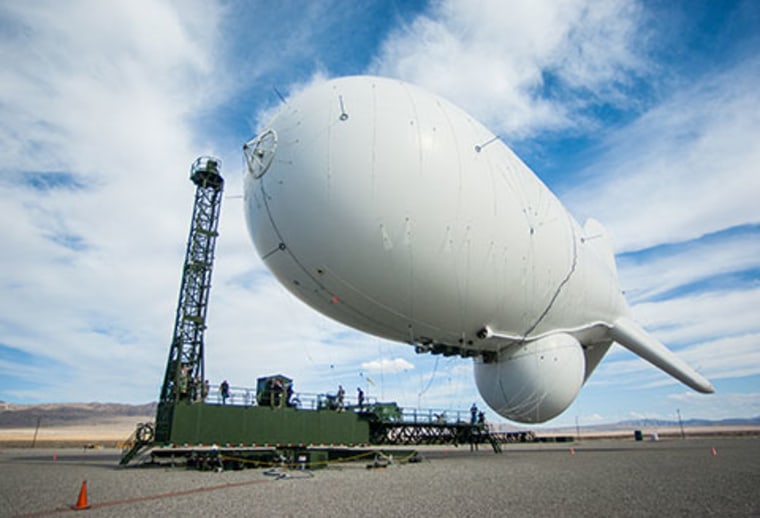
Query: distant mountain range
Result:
<box><xmin>0</xmin><ymin>402</ymin><xmax>156</xmax><ymax>428</ymax></box>
<box><xmin>521</xmin><ymin>415</ymin><xmax>760</xmax><ymax>435</ymax></box>
<box><xmin>615</xmin><ymin>416</ymin><xmax>760</xmax><ymax>427</ymax></box>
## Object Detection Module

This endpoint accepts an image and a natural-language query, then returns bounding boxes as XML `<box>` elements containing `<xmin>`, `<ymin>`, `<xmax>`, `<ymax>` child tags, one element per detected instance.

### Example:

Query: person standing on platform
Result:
<box><xmin>337</xmin><ymin>385</ymin><xmax>345</xmax><ymax>411</ymax></box>
<box><xmin>220</xmin><ymin>380</ymin><xmax>230</xmax><ymax>405</ymax></box>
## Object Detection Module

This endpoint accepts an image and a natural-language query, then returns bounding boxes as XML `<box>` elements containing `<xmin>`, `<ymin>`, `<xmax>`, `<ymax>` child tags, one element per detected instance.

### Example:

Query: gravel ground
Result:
<box><xmin>1</xmin><ymin>437</ymin><xmax>758</xmax><ymax>517</ymax></box>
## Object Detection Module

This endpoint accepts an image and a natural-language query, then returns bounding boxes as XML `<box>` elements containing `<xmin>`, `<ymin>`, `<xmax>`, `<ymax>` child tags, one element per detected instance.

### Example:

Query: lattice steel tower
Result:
<box><xmin>155</xmin><ymin>156</ymin><xmax>224</xmax><ymax>442</ymax></box>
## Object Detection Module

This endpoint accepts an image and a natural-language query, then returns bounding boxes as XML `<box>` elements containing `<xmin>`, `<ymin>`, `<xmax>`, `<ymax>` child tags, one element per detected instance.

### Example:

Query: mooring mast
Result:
<box><xmin>155</xmin><ymin>156</ymin><xmax>224</xmax><ymax>442</ymax></box>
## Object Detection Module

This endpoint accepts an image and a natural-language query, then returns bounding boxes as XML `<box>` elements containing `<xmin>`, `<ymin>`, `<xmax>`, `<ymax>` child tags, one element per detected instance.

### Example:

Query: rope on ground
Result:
<box><xmin>218</xmin><ymin>449</ymin><xmax>419</xmax><ymax>470</ymax></box>
<box><xmin>219</xmin><ymin>450</ymin><xmax>374</xmax><ymax>469</ymax></box>
<box><xmin>262</xmin><ymin>467</ymin><xmax>315</xmax><ymax>480</ymax></box>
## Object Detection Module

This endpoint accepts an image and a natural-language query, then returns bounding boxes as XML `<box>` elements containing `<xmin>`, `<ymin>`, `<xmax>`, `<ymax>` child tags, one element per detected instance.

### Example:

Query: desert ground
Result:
<box><xmin>1</xmin><ymin>438</ymin><xmax>758</xmax><ymax>517</ymax></box>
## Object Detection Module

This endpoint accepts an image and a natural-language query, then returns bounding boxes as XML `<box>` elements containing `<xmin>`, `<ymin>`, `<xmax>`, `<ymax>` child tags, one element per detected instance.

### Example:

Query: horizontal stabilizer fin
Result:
<box><xmin>610</xmin><ymin>317</ymin><xmax>714</xmax><ymax>394</ymax></box>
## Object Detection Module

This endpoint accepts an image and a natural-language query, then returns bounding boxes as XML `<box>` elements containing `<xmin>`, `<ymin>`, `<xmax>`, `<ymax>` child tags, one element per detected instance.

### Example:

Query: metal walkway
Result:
<box><xmin>368</xmin><ymin>421</ymin><xmax>534</xmax><ymax>453</ymax></box>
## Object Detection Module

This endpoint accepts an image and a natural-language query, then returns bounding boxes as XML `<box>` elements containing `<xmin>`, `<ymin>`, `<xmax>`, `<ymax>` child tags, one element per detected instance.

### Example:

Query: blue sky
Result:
<box><xmin>0</xmin><ymin>0</ymin><xmax>758</xmax><ymax>427</ymax></box>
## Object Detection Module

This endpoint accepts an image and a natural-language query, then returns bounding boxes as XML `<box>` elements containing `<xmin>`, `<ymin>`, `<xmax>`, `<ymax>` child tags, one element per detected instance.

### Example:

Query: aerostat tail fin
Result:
<box><xmin>583</xmin><ymin>218</ymin><xmax>617</xmax><ymax>275</ymax></box>
<box><xmin>610</xmin><ymin>317</ymin><xmax>714</xmax><ymax>394</ymax></box>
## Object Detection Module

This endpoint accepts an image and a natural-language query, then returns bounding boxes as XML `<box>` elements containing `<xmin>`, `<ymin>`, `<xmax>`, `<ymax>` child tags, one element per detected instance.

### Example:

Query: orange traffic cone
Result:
<box><xmin>72</xmin><ymin>481</ymin><xmax>91</xmax><ymax>510</ymax></box>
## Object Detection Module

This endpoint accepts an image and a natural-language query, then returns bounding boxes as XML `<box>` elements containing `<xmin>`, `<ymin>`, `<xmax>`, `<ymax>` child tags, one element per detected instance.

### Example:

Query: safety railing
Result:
<box><xmin>199</xmin><ymin>383</ymin><xmax>478</xmax><ymax>425</ymax></box>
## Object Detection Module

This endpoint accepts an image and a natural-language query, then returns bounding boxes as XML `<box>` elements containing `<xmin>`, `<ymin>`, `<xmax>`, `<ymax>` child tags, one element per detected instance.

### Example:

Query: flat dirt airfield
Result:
<box><xmin>1</xmin><ymin>437</ymin><xmax>758</xmax><ymax>517</ymax></box>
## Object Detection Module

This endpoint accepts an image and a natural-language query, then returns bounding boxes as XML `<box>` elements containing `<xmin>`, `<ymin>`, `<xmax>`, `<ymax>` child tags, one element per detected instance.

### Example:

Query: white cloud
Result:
<box><xmin>667</xmin><ymin>391</ymin><xmax>760</xmax><ymax>420</ymax></box>
<box><xmin>0</xmin><ymin>1</ymin><xmax>222</xmax><ymax>173</ymax></box>
<box><xmin>617</xmin><ymin>229</ymin><xmax>760</xmax><ymax>303</ymax></box>
<box><xmin>681</xmin><ymin>335</ymin><xmax>760</xmax><ymax>381</ymax></box>
<box><xmin>369</xmin><ymin>0</ymin><xmax>646</xmax><ymax>138</ymax></box>
<box><xmin>361</xmin><ymin>357</ymin><xmax>415</xmax><ymax>374</ymax></box>
<box><xmin>0</xmin><ymin>1</ymin><xmax>227</xmax><ymax>402</ymax></box>
<box><xmin>631</xmin><ymin>288</ymin><xmax>760</xmax><ymax>347</ymax></box>
<box><xmin>594</xmin><ymin>331</ymin><xmax>760</xmax><ymax>391</ymax></box>
<box><xmin>563</xmin><ymin>58</ymin><xmax>760</xmax><ymax>252</ymax></box>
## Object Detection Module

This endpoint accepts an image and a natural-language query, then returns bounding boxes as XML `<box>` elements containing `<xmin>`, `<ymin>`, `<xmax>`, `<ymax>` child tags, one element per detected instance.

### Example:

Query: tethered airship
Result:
<box><xmin>242</xmin><ymin>75</ymin><xmax>713</xmax><ymax>423</ymax></box>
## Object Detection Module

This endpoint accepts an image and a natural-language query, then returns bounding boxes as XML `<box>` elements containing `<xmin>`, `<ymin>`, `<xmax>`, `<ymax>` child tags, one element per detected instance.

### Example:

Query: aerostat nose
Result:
<box><xmin>244</xmin><ymin>128</ymin><xmax>278</xmax><ymax>179</ymax></box>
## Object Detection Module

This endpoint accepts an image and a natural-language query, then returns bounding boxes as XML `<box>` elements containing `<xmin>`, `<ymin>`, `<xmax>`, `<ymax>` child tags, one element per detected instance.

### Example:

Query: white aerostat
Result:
<box><xmin>243</xmin><ymin>75</ymin><xmax>712</xmax><ymax>423</ymax></box>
